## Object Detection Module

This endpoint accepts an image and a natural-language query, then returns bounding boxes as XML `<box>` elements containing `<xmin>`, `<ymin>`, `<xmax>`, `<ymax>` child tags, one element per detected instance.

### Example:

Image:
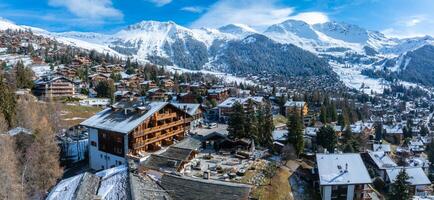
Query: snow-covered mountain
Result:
<box><xmin>2</xmin><ymin>17</ymin><xmax>434</xmax><ymax>89</ymax></box>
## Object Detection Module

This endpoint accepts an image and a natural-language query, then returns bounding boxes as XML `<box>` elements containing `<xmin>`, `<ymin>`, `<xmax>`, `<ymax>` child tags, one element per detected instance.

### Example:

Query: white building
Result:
<box><xmin>79</xmin><ymin>98</ymin><xmax>111</xmax><ymax>107</ymax></box>
<box><xmin>316</xmin><ymin>153</ymin><xmax>372</xmax><ymax>200</ymax></box>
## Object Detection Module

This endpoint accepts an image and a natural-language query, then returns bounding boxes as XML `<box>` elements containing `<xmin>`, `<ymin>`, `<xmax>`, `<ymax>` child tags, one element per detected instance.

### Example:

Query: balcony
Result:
<box><xmin>133</xmin><ymin>119</ymin><xmax>185</xmax><ymax>138</ymax></box>
<box><xmin>132</xmin><ymin>129</ymin><xmax>184</xmax><ymax>149</ymax></box>
<box><xmin>157</xmin><ymin>112</ymin><xmax>177</xmax><ymax>121</ymax></box>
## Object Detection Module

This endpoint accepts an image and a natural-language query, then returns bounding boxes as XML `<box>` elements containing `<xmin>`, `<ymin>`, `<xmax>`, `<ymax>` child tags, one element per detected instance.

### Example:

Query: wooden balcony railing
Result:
<box><xmin>157</xmin><ymin>112</ymin><xmax>177</xmax><ymax>121</ymax></box>
<box><xmin>132</xmin><ymin>129</ymin><xmax>184</xmax><ymax>149</ymax></box>
<box><xmin>133</xmin><ymin>119</ymin><xmax>185</xmax><ymax>138</ymax></box>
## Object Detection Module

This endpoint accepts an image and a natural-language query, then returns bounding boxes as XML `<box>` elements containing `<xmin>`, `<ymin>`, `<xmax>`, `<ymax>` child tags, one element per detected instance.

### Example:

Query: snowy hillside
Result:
<box><xmin>0</xmin><ymin>18</ymin><xmax>23</xmax><ymax>31</ymax></box>
<box><xmin>2</xmin><ymin>17</ymin><xmax>434</xmax><ymax>90</ymax></box>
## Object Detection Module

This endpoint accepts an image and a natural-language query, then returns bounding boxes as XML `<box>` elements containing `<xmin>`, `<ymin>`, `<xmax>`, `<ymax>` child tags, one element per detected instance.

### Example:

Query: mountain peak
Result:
<box><xmin>218</xmin><ymin>24</ymin><xmax>257</xmax><ymax>36</ymax></box>
<box><xmin>125</xmin><ymin>20</ymin><xmax>182</xmax><ymax>32</ymax></box>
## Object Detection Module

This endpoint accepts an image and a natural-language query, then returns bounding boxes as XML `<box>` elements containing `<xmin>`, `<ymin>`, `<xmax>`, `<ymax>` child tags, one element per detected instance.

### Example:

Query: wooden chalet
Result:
<box><xmin>33</xmin><ymin>76</ymin><xmax>76</xmax><ymax>99</ymax></box>
<box><xmin>80</xmin><ymin>100</ymin><xmax>193</xmax><ymax>170</ymax></box>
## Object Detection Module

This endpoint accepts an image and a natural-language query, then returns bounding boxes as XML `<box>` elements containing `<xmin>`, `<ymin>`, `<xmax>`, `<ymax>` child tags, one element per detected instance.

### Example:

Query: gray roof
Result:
<box><xmin>160</xmin><ymin>174</ymin><xmax>251</xmax><ymax>200</ymax></box>
<box><xmin>74</xmin><ymin>173</ymin><xmax>100</xmax><ymax>200</ymax></box>
<box><xmin>141</xmin><ymin>154</ymin><xmax>184</xmax><ymax>172</ymax></box>
<box><xmin>316</xmin><ymin>153</ymin><xmax>372</xmax><ymax>186</ymax></box>
<box><xmin>159</xmin><ymin>147</ymin><xmax>194</xmax><ymax>161</ymax></box>
<box><xmin>46</xmin><ymin>172</ymin><xmax>100</xmax><ymax>200</ymax></box>
<box><xmin>80</xmin><ymin>102</ymin><xmax>168</xmax><ymax>134</ymax></box>
<box><xmin>142</xmin><ymin>146</ymin><xmax>194</xmax><ymax>172</ymax></box>
<box><xmin>174</xmin><ymin>136</ymin><xmax>203</xmax><ymax>150</ymax></box>
<box><xmin>129</xmin><ymin>173</ymin><xmax>172</xmax><ymax>200</ymax></box>
<box><xmin>172</xmin><ymin>103</ymin><xmax>201</xmax><ymax>116</ymax></box>
<box><xmin>386</xmin><ymin>167</ymin><xmax>431</xmax><ymax>186</ymax></box>
<box><xmin>367</xmin><ymin>150</ymin><xmax>397</xmax><ymax>169</ymax></box>
<box><xmin>373</xmin><ymin>144</ymin><xmax>391</xmax><ymax>152</ymax></box>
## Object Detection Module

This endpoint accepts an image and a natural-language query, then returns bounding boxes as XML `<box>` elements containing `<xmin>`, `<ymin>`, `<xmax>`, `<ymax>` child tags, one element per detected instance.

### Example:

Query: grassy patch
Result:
<box><xmin>240</xmin><ymin>161</ymin><xmax>293</xmax><ymax>200</ymax></box>
<box><xmin>60</xmin><ymin>105</ymin><xmax>102</xmax><ymax>128</ymax></box>
<box><xmin>252</xmin><ymin>166</ymin><xmax>293</xmax><ymax>200</ymax></box>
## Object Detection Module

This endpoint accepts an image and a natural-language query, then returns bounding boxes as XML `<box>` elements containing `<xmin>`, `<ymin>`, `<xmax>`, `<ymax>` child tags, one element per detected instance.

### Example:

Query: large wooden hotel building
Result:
<box><xmin>81</xmin><ymin>100</ymin><xmax>193</xmax><ymax>170</ymax></box>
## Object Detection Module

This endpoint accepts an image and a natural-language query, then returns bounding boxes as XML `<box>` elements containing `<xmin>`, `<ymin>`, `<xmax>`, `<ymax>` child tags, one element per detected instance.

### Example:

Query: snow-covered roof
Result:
<box><xmin>46</xmin><ymin>174</ymin><xmax>84</xmax><ymax>200</ymax></box>
<box><xmin>316</xmin><ymin>153</ymin><xmax>372</xmax><ymax>186</ymax></box>
<box><xmin>172</xmin><ymin>103</ymin><xmax>201</xmax><ymax>116</ymax></box>
<box><xmin>96</xmin><ymin>166</ymin><xmax>129</xmax><ymax>199</ymax></box>
<box><xmin>384</xmin><ymin>124</ymin><xmax>404</xmax><ymax>134</ymax></box>
<box><xmin>304</xmin><ymin>127</ymin><xmax>318</xmax><ymax>137</ymax></box>
<box><xmin>386</xmin><ymin>167</ymin><xmax>431</xmax><ymax>186</ymax></box>
<box><xmin>284</xmin><ymin>100</ymin><xmax>305</xmax><ymax>108</ymax></box>
<box><xmin>367</xmin><ymin>150</ymin><xmax>397</xmax><ymax>169</ymax></box>
<box><xmin>80</xmin><ymin>102</ymin><xmax>168</xmax><ymax>134</ymax></box>
<box><xmin>373</xmin><ymin>144</ymin><xmax>391</xmax><ymax>152</ymax></box>
<box><xmin>272</xmin><ymin>129</ymin><xmax>288</xmax><ymax>141</ymax></box>
<box><xmin>218</xmin><ymin>96</ymin><xmax>263</xmax><ymax>108</ymax></box>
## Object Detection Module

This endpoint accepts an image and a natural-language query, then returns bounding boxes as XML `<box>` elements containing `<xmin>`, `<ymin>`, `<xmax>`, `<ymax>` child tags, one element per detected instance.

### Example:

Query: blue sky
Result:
<box><xmin>1</xmin><ymin>0</ymin><xmax>434</xmax><ymax>38</ymax></box>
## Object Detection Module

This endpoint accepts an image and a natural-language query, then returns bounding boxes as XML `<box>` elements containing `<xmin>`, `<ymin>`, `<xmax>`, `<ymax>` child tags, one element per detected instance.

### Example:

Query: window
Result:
<box><xmin>91</xmin><ymin>141</ymin><xmax>97</xmax><ymax>146</ymax></box>
<box><xmin>98</xmin><ymin>130</ymin><xmax>125</xmax><ymax>157</ymax></box>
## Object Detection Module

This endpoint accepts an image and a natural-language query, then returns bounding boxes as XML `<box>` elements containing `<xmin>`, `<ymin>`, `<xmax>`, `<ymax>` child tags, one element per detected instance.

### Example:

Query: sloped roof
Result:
<box><xmin>316</xmin><ymin>153</ymin><xmax>372</xmax><ymax>186</ymax></box>
<box><xmin>141</xmin><ymin>154</ymin><xmax>184</xmax><ymax>172</ymax></box>
<box><xmin>172</xmin><ymin>103</ymin><xmax>201</xmax><ymax>116</ymax></box>
<box><xmin>386</xmin><ymin>167</ymin><xmax>431</xmax><ymax>186</ymax></box>
<box><xmin>373</xmin><ymin>144</ymin><xmax>391</xmax><ymax>152</ymax></box>
<box><xmin>160</xmin><ymin>174</ymin><xmax>251</xmax><ymax>200</ymax></box>
<box><xmin>367</xmin><ymin>150</ymin><xmax>397</xmax><ymax>169</ymax></box>
<box><xmin>129</xmin><ymin>173</ymin><xmax>172</xmax><ymax>200</ymax></box>
<box><xmin>159</xmin><ymin>147</ymin><xmax>194</xmax><ymax>161</ymax></box>
<box><xmin>142</xmin><ymin>146</ymin><xmax>195</xmax><ymax>172</ymax></box>
<box><xmin>80</xmin><ymin>102</ymin><xmax>168</xmax><ymax>134</ymax></box>
<box><xmin>174</xmin><ymin>136</ymin><xmax>203</xmax><ymax>150</ymax></box>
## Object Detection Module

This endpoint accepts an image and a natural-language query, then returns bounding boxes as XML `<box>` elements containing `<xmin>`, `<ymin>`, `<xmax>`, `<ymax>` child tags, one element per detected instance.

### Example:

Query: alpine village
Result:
<box><xmin>2</xmin><ymin>6</ymin><xmax>434</xmax><ymax>200</ymax></box>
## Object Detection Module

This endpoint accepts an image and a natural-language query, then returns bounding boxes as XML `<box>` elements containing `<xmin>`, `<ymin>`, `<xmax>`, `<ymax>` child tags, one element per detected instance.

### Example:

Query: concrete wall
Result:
<box><xmin>88</xmin><ymin>128</ymin><xmax>127</xmax><ymax>170</ymax></box>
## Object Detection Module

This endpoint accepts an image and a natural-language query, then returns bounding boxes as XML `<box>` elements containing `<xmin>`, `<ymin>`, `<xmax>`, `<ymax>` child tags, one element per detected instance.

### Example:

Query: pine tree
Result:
<box><xmin>427</xmin><ymin>140</ymin><xmax>434</xmax><ymax>164</ymax></box>
<box><xmin>317</xmin><ymin>125</ymin><xmax>338</xmax><ymax>153</ymax></box>
<box><xmin>0</xmin><ymin>75</ymin><xmax>16</xmax><ymax>127</ymax></box>
<box><xmin>287</xmin><ymin>113</ymin><xmax>304</xmax><ymax>157</ymax></box>
<box><xmin>228</xmin><ymin>102</ymin><xmax>246</xmax><ymax>139</ymax></box>
<box><xmin>420</xmin><ymin>126</ymin><xmax>429</xmax><ymax>136</ymax></box>
<box><xmin>259</xmin><ymin>102</ymin><xmax>274</xmax><ymax>148</ymax></box>
<box><xmin>319</xmin><ymin>105</ymin><xmax>327</xmax><ymax>123</ymax></box>
<box><xmin>390</xmin><ymin>169</ymin><xmax>411</xmax><ymax>200</ymax></box>
<box><xmin>15</xmin><ymin>60</ymin><xmax>34</xmax><ymax>89</ymax></box>
<box><xmin>375</xmin><ymin>123</ymin><xmax>383</xmax><ymax>141</ymax></box>
<box><xmin>244</xmin><ymin>100</ymin><xmax>258</xmax><ymax>140</ymax></box>
<box><xmin>95</xmin><ymin>80</ymin><xmax>115</xmax><ymax>101</ymax></box>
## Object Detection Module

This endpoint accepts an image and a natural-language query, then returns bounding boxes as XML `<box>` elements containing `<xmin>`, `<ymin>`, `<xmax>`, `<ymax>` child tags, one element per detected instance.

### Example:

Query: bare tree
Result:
<box><xmin>0</xmin><ymin>135</ymin><xmax>25</xmax><ymax>200</ymax></box>
<box><xmin>0</xmin><ymin>112</ymin><xmax>8</xmax><ymax>133</ymax></box>
<box><xmin>24</xmin><ymin>117</ymin><xmax>63</xmax><ymax>198</ymax></box>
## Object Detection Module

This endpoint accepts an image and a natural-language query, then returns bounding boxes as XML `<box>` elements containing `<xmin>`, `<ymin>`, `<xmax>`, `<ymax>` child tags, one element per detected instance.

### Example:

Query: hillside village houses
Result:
<box><xmin>3</xmin><ymin>29</ymin><xmax>434</xmax><ymax>200</ymax></box>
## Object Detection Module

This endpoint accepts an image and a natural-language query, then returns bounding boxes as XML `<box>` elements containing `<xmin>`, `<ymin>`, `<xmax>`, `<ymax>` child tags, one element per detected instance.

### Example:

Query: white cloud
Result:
<box><xmin>288</xmin><ymin>12</ymin><xmax>329</xmax><ymax>25</ymax></box>
<box><xmin>48</xmin><ymin>0</ymin><xmax>123</xmax><ymax>19</ymax></box>
<box><xmin>145</xmin><ymin>0</ymin><xmax>172</xmax><ymax>7</ymax></box>
<box><xmin>190</xmin><ymin>0</ymin><xmax>328</xmax><ymax>30</ymax></box>
<box><xmin>382</xmin><ymin>15</ymin><xmax>434</xmax><ymax>38</ymax></box>
<box><xmin>181</xmin><ymin>6</ymin><xmax>206</xmax><ymax>13</ymax></box>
